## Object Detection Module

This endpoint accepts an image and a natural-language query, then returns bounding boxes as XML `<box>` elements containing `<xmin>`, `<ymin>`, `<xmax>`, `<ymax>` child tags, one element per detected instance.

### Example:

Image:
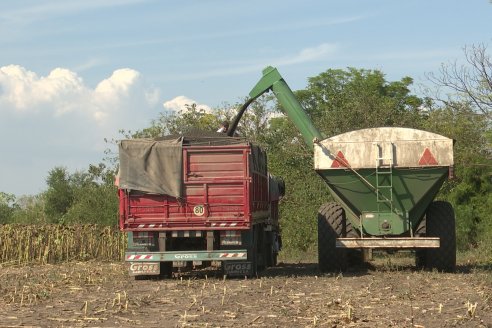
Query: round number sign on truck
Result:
<box><xmin>193</xmin><ymin>205</ymin><xmax>205</xmax><ymax>216</ymax></box>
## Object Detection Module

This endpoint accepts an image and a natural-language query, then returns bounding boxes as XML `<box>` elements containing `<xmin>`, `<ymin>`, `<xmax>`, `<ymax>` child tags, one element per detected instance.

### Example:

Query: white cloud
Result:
<box><xmin>71</xmin><ymin>58</ymin><xmax>105</xmax><ymax>72</ymax></box>
<box><xmin>0</xmin><ymin>65</ymin><xmax>161</xmax><ymax>195</ymax></box>
<box><xmin>165</xmin><ymin>43</ymin><xmax>339</xmax><ymax>81</ymax></box>
<box><xmin>275</xmin><ymin>43</ymin><xmax>339</xmax><ymax>66</ymax></box>
<box><xmin>95</xmin><ymin>68</ymin><xmax>140</xmax><ymax>95</ymax></box>
<box><xmin>93</xmin><ymin>68</ymin><xmax>141</xmax><ymax>123</ymax></box>
<box><xmin>0</xmin><ymin>65</ymin><xmax>86</xmax><ymax>114</ymax></box>
<box><xmin>0</xmin><ymin>65</ymin><xmax>159</xmax><ymax>125</ymax></box>
<box><xmin>163</xmin><ymin>96</ymin><xmax>212</xmax><ymax>113</ymax></box>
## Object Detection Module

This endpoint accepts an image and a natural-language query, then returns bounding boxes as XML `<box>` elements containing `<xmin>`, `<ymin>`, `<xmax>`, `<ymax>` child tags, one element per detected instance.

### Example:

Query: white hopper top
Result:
<box><xmin>314</xmin><ymin>127</ymin><xmax>454</xmax><ymax>170</ymax></box>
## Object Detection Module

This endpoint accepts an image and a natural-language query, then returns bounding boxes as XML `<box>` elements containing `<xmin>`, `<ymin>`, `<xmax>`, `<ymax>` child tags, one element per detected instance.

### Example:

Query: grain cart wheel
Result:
<box><xmin>318</xmin><ymin>202</ymin><xmax>348</xmax><ymax>272</ymax></box>
<box><xmin>424</xmin><ymin>201</ymin><xmax>456</xmax><ymax>272</ymax></box>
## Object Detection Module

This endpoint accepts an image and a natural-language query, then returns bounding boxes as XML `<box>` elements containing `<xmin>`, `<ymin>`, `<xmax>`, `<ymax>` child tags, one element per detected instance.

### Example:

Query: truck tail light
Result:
<box><xmin>220</xmin><ymin>231</ymin><xmax>242</xmax><ymax>246</ymax></box>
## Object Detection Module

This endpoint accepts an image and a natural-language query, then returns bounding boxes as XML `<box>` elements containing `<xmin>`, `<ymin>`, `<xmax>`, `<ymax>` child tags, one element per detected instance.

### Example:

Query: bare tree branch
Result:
<box><xmin>426</xmin><ymin>43</ymin><xmax>492</xmax><ymax>121</ymax></box>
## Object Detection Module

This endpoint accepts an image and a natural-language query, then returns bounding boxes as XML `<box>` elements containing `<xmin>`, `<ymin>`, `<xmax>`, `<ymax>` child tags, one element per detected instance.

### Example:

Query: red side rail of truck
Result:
<box><xmin>119</xmin><ymin>144</ymin><xmax>271</xmax><ymax>231</ymax></box>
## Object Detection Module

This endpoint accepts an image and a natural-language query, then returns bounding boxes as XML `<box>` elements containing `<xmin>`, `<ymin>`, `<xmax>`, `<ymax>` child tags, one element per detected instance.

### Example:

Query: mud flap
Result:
<box><xmin>128</xmin><ymin>262</ymin><xmax>160</xmax><ymax>276</ymax></box>
<box><xmin>223</xmin><ymin>261</ymin><xmax>253</xmax><ymax>277</ymax></box>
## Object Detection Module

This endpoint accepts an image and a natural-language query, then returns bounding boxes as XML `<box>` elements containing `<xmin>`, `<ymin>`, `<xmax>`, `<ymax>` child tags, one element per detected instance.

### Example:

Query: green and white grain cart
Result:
<box><xmin>229</xmin><ymin>66</ymin><xmax>456</xmax><ymax>272</ymax></box>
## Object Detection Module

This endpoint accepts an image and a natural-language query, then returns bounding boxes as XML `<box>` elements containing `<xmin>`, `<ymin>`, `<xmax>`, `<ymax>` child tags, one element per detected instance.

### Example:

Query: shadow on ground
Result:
<box><xmin>155</xmin><ymin>257</ymin><xmax>492</xmax><ymax>280</ymax></box>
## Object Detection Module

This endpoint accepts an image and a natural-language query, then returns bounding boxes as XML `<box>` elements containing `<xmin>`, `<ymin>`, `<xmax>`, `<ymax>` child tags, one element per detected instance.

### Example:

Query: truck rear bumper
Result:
<box><xmin>336</xmin><ymin>237</ymin><xmax>440</xmax><ymax>249</ymax></box>
<box><xmin>125</xmin><ymin>250</ymin><xmax>248</xmax><ymax>262</ymax></box>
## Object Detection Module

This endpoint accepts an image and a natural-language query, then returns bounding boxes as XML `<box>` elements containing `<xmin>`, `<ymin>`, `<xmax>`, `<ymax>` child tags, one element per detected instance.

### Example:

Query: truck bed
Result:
<box><xmin>119</xmin><ymin>143</ymin><xmax>270</xmax><ymax>231</ymax></box>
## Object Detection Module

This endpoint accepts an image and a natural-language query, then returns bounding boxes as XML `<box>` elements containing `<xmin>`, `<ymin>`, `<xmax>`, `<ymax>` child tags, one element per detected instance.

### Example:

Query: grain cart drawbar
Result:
<box><xmin>228</xmin><ymin>66</ymin><xmax>456</xmax><ymax>272</ymax></box>
<box><xmin>118</xmin><ymin>135</ymin><xmax>284</xmax><ymax>278</ymax></box>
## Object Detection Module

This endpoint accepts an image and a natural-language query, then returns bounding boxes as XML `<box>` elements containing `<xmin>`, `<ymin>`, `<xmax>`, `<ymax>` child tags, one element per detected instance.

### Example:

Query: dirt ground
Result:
<box><xmin>0</xmin><ymin>257</ymin><xmax>491</xmax><ymax>328</ymax></box>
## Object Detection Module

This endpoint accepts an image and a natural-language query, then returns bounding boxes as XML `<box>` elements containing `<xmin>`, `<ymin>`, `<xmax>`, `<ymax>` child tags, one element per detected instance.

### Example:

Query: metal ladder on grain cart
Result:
<box><xmin>374</xmin><ymin>142</ymin><xmax>394</xmax><ymax>214</ymax></box>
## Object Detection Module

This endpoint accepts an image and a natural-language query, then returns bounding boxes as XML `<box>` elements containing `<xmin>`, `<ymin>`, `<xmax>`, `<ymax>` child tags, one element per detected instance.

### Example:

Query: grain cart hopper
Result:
<box><xmin>229</xmin><ymin>66</ymin><xmax>456</xmax><ymax>272</ymax></box>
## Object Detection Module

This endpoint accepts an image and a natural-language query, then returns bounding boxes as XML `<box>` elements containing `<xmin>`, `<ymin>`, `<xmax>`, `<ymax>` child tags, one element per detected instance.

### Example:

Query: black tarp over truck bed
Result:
<box><xmin>117</xmin><ymin>135</ymin><xmax>275</xmax><ymax>231</ymax></box>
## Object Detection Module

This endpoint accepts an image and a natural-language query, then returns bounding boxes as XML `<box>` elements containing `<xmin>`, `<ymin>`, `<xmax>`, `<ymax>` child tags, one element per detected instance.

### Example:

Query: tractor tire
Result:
<box><xmin>318</xmin><ymin>202</ymin><xmax>349</xmax><ymax>272</ymax></box>
<box><xmin>423</xmin><ymin>201</ymin><xmax>456</xmax><ymax>272</ymax></box>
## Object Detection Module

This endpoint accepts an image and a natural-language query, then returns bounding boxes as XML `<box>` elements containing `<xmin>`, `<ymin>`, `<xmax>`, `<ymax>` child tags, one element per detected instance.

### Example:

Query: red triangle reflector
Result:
<box><xmin>331</xmin><ymin>151</ymin><xmax>350</xmax><ymax>168</ymax></box>
<box><xmin>418</xmin><ymin>148</ymin><xmax>438</xmax><ymax>165</ymax></box>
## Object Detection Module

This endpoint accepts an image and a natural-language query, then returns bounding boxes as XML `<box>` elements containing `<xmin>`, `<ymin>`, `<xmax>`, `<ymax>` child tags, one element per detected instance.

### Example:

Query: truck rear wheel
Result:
<box><xmin>246</xmin><ymin>225</ymin><xmax>259</xmax><ymax>277</ymax></box>
<box><xmin>159</xmin><ymin>262</ymin><xmax>173</xmax><ymax>278</ymax></box>
<box><xmin>265</xmin><ymin>231</ymin><xmax>277</xmax><ymax>268</ymax></box>
<box><xmin>318</xmin><ymin>202</ymin><xmax>349</xmax><ymax>272</ymax></box>
<box><xmin>422</xmin><ymin>201</ymin><xmax>456</xmax><ymax>272</ymax></box>
<box><xmin>256</xmin><ymin>227</ymin><xmax>266</xmax><ymax>272</ymax></box>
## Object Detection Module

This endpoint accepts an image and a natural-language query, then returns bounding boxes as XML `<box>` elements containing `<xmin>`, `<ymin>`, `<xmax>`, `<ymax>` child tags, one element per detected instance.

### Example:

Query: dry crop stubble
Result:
<box><xmin>0</xmin><ymin>225</ymin><xmax>491</xmax><ymax>327</ymax></box>
<box><xmin>0</xmin><ymin>224</ymin><xmax>126</xmax><ymax>264</ymax></box>
<box><xmin>0</xmin><ymin>261</ymin><xmax>491</xmax><ymax>327</ymax></box>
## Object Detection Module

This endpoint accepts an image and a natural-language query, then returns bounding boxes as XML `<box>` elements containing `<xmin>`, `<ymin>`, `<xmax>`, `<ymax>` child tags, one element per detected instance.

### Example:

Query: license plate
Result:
<box><xmin>128</xmin><ymin>262</ymin><xmax>160</xmax><ymax>276</ymax></box>
<box><xmin>224</xmin><ymin>261</ymin><xmax>252</xmax><ymax>276</ymax></box>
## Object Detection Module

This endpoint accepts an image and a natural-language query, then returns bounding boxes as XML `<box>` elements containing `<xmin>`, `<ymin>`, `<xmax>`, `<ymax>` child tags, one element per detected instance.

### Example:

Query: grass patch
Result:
<box><xmin>278</xmin><ymin>246</ymin><xmax>317</xmax><ymax>264</ymax></box>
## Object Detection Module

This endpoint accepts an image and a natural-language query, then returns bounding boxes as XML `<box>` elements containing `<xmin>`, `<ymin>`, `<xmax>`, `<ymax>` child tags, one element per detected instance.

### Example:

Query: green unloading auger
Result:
<box><xmin>227</xmin><ymin>66</ymin><xmax>322</xmax><ymax>149</ymax></box>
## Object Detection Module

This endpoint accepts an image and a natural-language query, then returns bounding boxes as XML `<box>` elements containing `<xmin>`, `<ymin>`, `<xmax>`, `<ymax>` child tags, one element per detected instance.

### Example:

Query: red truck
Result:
<box><xmin>117</xmin><ymin>135</ymin><xmax>283</xmax><ymax>277</ymax></box>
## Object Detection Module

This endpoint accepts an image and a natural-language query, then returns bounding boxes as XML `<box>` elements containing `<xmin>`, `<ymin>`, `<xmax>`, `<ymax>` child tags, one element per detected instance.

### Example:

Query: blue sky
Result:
<box><xmin>1</xmin><ymin>0</ymin><xmax>491</xmax><ymax>196</ymax></box>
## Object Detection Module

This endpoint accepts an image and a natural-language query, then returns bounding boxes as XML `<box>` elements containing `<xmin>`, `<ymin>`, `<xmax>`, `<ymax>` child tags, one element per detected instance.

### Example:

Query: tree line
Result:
<box><xmin>1</xmin><ymin>45</ymin><xmax>491</xmax><ymax>258</ymax></box>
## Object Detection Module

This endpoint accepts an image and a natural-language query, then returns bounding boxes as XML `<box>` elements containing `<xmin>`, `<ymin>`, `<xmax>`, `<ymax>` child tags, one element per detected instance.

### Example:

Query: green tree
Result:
<box><xmin>264</xmin><ymin>116</ymin><xmax>329</xmax><ymax>252</ymax></box>
<box><xmin>298</xmin><ymin>68</ymin><xmax>424</xmax><ymax>137</ymax></box>
<box><xmin>127</xmin><ymin>97</ymin><xmax>276</xmax><ymax>143</ymax></box>
<box><xmin>44</xmin><ymin>167</ymin><xmax>74</xmax><ymax>223</ymax></box>
<box><xmin>40</xmin><ymin>163</ymin><xmax>119</xmax><ymax>225</ymax></box>
<box><xmin>228</xmin><ymin>95</ymin><xmax>277</xmax><ymax>145</ymax></box>
<box><xmin>422</xmin><ymin>102</ymin><xmax>491</xmax><ymax>251</ymax></box>
<box><xmin>64</xmin><ymin>163</ymin><xmax>118</xmax><ymax>225</ymax></box>
<box><xmin>425</xmin><ymin>43</ymin><xmax>492</xmax><ymax>255</ymax></box>
<box><xmin>422</xmin><ymin>102</ymin><xmax>488</xmax><ymax>165</ymax></box>
<box><xmin>155</xmin><ymin>103</ymin><xmax>220</xmax><ymax>136</ymax></box>
<box><xmin>0</xmin><ymin>192</ymin><xmax>18</xmax><ymax>223</ymax></box>
<box><xmin>63</xmin><ymin>183</ymin><xmax>118</xmax><ymax>225</ymax></box>
<box><xmin>10</xmin><ymin>194</ymin><xmax>46</xmax><ymax>224</ymax></box>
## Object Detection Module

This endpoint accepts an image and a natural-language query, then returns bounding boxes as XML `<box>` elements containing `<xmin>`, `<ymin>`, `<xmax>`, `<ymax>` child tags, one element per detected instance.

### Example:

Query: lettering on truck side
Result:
<box><xmin>174</xmin><ymin>254</ymin><xmax>198</xmax><ymax>260</ymax></box>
